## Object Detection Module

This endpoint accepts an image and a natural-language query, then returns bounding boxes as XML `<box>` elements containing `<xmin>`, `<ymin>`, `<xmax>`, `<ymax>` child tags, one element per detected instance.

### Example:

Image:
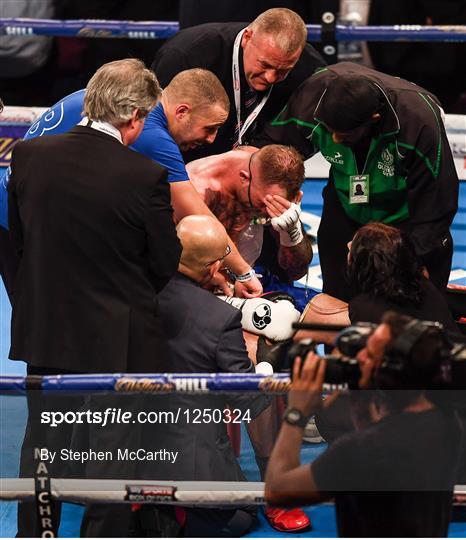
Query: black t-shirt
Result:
<box><xmin>152</xmin><ymin>22</ymin><xmax>325</xmax><ymax>161</ymax></box>
<box><xmin>312</xmin><ymin>408</ymin><xmax>463</xmax><ymax>537</ymax></box>
<box><xmin>349</xmin><ymin>279</ymin><xmax>460</xmax><ymax>338</ymax></box>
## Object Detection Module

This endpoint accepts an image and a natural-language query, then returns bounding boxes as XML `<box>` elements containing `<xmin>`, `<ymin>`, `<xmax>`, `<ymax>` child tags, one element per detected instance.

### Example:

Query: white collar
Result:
<box><xmin>78</xmin><ymin>117</ymin><xmax>123</xmax><ymax>144</ymax></box>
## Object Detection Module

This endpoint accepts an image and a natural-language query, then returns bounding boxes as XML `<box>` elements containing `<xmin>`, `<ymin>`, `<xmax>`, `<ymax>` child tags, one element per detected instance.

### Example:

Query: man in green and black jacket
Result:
<box><xmin>256</xmin><ymin>62</ymin><xmax>459</xmax><ymax>302</ymax></box>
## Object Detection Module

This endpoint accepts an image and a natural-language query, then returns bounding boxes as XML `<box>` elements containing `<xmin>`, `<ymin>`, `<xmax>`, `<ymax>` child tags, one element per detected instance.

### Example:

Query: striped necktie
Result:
<box><xmin>234</xmin><ymin>87</ymin><xmax>258</xmax><ymax>146</ymax></box>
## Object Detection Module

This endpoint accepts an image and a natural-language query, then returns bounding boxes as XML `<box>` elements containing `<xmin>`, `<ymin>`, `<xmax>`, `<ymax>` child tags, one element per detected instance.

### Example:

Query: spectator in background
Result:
<box><xmin>57</xmin><ymin>1</ymin><xmax>178</xmax><ymax>88</ymax></box>
<box><xmin>337</xmin><ymin>0</ymin><xmax>373</xmax><ymax>67</ymax></box>
<box><xmin>0</xmin><ymin>0</ymin><xmax>56</xmax><ymax>105</ymax></box>
<box><xmin>368</xmin><ymin>0</ymin><xmax>466</xmax><ymax>113</ymax></box>
<box><xmin>178</xmin><ymin>1</ymin><xmax>314</xmax><ymax>28</ymax></box>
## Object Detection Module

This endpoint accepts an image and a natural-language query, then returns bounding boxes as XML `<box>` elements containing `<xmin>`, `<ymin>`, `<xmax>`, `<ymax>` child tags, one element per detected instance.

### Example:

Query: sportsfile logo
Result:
<box><xmin>323</xmin><ymin>151</ymin><xmax>344</xmax><ymax>165</ymax></box>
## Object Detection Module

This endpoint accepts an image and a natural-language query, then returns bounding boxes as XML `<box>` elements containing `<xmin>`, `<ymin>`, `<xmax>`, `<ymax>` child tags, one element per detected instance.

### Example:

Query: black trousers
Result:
<box><xmin>17</xmin><ymin>365</ymin><xmax>84</xmax><ymax>537</ymax></box>
<box><xmin>317</xmin><ymin>183</ymin><xmax>453</xmax><ymax>302</ymax></box>
<box><xmin>0</xmin><ymin>225</ymin><xmax>19</xmax><ymax>302</ymax></box>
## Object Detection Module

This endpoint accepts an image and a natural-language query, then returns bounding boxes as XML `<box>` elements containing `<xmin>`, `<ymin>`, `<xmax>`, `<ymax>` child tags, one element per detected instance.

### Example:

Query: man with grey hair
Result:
<box><xmin>151</xmin><ymin>8</ymin><xmax>325</xmax><ymax>318</ymax></box>
<box><xmin>152</xmin><ymin>8</ymin><xmax>325</xmax><ymax>160</ymax></box>
<box><xmin>8</xmin><ymin>57</ymin><xmax>180</xmax><ymax>373</ymax></box>
<box><xmin>8</xmin><ymin>59</ymin><xmax>181</xmax><ymax>536</ymax></box>
<box><xmin>1</xmin><ymin>67</ymin><xmax>266</xmax><ymax>299</ymax></box>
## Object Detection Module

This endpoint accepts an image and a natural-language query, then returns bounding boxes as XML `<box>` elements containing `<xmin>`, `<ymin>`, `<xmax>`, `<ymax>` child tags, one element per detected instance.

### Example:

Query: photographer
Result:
<box><xmin>265</xmin><ymin>311</ymin><xmax>464</xmax><ymax>537</ymax></box>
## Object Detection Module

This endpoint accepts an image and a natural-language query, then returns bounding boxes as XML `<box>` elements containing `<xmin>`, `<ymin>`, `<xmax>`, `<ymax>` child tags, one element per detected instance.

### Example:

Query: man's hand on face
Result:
<box><xmin>288</xmin><ymin>351</ymin><xmax>326</xmax><ymax>417</ymax></box>
<box><xmin>234</xmin><ymin>274</ymin><xmax>263</xmax><ymax>298</ymax></box>
<box><xmin>264</xmin><ymin>192</ymin><xmax>302</xmax><ymax>218</ymax></box>
<box><xmin>266</xmin><ymin>193</ymin><xmax>304</xmax><ymax>247</ymax></box>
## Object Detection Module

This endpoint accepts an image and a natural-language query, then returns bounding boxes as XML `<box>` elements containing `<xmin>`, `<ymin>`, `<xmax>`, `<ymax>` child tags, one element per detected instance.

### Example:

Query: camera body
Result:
<box><xmin>265</xmin><ymin>320</ymin><xmax>466</xmax><ymax>392</ymax></box>
<box><xmin>281</xmin><ymin>339</ymin><xmax>361</xmax><ymax>388</ymax></box>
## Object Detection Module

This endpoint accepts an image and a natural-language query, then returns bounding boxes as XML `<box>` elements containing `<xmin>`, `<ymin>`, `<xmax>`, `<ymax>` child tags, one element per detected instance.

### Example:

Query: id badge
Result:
<box><xmin>349</xmin><ymin>174</ymin><xmax>369</xmax><ymax>204</ymax></box>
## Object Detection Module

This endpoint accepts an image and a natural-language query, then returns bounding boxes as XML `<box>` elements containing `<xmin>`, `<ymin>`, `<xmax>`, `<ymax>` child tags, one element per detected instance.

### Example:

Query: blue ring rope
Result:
<box><xmin>0</xmin><ymin>19</ymin><xmax>466</xmax><ymax>41</ymax></box>
<box><xmin>0</xmin><ymin>373</ymin><xmax>294</xmax><ymax>394</ymax></box>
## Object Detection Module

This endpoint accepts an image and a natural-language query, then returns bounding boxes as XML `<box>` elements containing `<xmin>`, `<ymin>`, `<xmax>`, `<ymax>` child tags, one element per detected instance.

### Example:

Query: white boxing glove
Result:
<box><xmin>270</xmin><ymin>202</ymin><xmax>304</xmax><ymax>247</ymax></box>
<box><xmin>218</xmin><ymin>296</ymin><xmax>300</xmax><ymax>341</ymax></box>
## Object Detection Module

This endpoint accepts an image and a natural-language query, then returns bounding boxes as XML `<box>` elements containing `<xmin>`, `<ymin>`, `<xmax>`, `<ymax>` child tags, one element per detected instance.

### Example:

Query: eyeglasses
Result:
<box><xmin>206</xmin><ymin>244</ymin><xmax>232</xmax><ymax>267</ymax></box>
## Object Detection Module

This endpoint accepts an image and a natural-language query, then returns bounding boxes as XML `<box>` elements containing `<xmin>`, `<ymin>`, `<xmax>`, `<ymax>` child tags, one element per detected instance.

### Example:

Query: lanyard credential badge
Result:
<box><xmin>232</xmin><ymin>29</ymin><xmax>272</xmax><ymax>146</ymax></box>
<box><xmin>349</xmin><ymin>174</ymin><xmax>369</xmax><ymax>204</ymax></box>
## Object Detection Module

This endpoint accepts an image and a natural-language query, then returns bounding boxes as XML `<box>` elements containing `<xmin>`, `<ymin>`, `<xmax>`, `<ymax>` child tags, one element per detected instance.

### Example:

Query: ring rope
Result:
<box><xmin>1</xmin><ymin>19</ymin><xmax>466</xmax><ymax>41</ymax></box>
<box><xmin>1</xmin><ymin>478</ymin><xmax>464</xmax><ymax>504</ymax></box>
<box><xmin>0</xmin><ymin>478</ymin><xmax>266</xmax><ymax>506</ymax></box>
<box><xmin>0</xmin><ymin>373</ymin><xmax>350</xmax><ymax>394</ymax></box>
<box><xmin>0</xmin><ymin>373</ymin><xmax>297</xmax><ymax>394</ymax></box>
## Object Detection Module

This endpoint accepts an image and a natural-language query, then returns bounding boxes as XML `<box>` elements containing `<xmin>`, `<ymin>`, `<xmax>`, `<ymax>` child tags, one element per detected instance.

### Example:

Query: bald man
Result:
<box><xmin>156</xmin><ymin>215</ymin><xmax>311</xmax><ymax>534</ymax></box>
<box><xmin>155</xmin><ymin>215</ymin><xmax>269</xmax><ymax>536</ymax></box>
<box><xmin>158</xmin><ymin>215</ymin><xmax>257</xmax><ymax>373</ymax></box>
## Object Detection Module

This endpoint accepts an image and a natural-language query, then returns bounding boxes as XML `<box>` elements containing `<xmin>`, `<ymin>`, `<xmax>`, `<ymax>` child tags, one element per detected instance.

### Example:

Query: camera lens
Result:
<box><xmin>335</xmin><ymin>324</ymin><xmax>376</xmax><ymax>357</ymax></box>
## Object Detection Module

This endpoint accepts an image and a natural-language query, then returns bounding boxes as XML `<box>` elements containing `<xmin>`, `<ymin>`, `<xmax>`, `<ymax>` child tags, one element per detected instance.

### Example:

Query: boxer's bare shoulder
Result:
<box><xmin>187</xmin><ymin>155</ymin><xmax>251</xmax><ymax>237</ymax></box>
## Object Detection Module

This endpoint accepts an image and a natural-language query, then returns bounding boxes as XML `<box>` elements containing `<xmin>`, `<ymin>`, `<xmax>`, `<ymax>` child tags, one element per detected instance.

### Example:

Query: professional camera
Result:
<box><xmin>260</xmin><ymin>323</ymin><xmax>375</xmax><ymax>388</ymax></box>
<box><xmin>261</xmin><ymin>320</ymin><xmax>466</xmax><ymax>391</ymax></box>
<box><xmin>271</xmin><ymin>339</ymin><xmax>359</xmax><ymax>387</ymax></box>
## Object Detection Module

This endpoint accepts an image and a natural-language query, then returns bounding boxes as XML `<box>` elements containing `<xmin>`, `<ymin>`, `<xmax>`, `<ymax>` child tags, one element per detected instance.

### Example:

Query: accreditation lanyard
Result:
<box><xmin>232</xmin><ymin>28</ymin><xmax>273</xmax><ymax>145</ymax></box>
<box><xmin>79</xmin><ymin>116</ymin><xmax>123</xmax><ymax>144</ymax></box>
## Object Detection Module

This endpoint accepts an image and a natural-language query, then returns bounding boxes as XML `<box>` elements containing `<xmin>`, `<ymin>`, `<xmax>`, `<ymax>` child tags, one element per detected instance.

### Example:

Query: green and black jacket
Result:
<box><xmin>260</xmin><ymin>62</ymin><xmax>459</xmax><ymax>258</ymax></box>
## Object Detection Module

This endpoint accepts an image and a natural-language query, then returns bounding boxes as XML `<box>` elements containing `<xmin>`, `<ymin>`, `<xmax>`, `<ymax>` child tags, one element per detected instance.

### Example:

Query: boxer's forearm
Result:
<box><xmin>278</xmin><ymin>234</ymin><xmax>313</xmax><ymax>281</ymax></box>
<box><xmin>224</xmin><ymin>242</ymin><xmax>253</xmax><ymax>274</ymax></box>
<box><xmin>170</xmin><ymin>180</ymin><xmax>212</xmax><ymax>222</ymax></box>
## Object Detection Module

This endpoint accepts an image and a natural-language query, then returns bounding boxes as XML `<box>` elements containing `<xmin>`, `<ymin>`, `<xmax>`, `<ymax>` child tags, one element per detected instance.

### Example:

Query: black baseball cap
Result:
<box><xmin>314</xmin><ymin>74</ymin><xmax>384</xmax><ymax>132</ymax></box>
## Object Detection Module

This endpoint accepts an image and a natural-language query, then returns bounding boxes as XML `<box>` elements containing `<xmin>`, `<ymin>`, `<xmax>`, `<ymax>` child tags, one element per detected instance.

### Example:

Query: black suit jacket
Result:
<box><xmin>7</xmin><ymin>126</ymin><xmax>181</xmax><ymax>373</ymax></box>
<box><xmin>146</xmin><ymin>272</ymin><xmax>268</xmax><ymax>482</ymax></box>
<box><xmin>158</xmin><ymin>272</ymin><xmax>255</xmax><ymax>374</ymax></box>
<box><xmin>152</xmin><ymin>22</ymin><xmax>325</xmax><ymax>160</ymax></box>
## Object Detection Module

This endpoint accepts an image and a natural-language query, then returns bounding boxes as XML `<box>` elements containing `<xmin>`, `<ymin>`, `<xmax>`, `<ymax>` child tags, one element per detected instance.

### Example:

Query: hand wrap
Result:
<box><xmin>270</xmin><ymin>203</ymin><xmax>303</xmax><ymax>247</ymax></box>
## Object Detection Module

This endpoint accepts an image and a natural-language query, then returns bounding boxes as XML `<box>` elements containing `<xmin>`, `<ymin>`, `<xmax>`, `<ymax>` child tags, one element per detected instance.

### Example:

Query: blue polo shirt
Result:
<box><xmin>0</xmin><ymin>91</ymin><xmax>186</xmax><ymax>228</ymax></box>
<box><xmin>132</xmin><ymin>103</ymin><xmax>188</xmax><ymax>182</ymax></box>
